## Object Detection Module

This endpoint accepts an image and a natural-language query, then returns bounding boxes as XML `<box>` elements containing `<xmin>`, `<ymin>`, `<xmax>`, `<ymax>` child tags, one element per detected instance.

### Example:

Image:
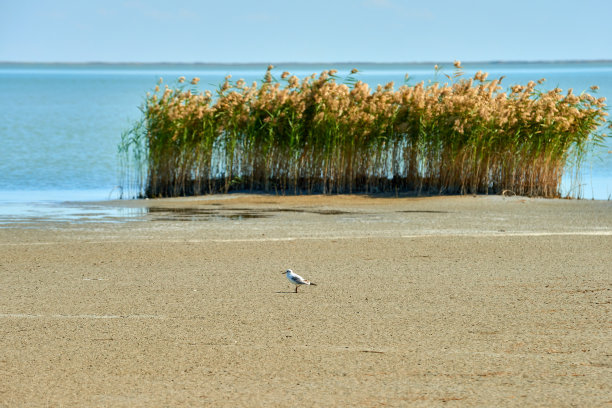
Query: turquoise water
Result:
<box><xmin>1</xmin><ymin>62</ymin><xmax>610</xmax><ymax>208</ymax></box>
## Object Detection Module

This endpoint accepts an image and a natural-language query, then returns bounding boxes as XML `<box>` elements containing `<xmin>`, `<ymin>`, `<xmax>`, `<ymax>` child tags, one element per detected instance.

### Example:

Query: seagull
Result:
<box><xmin>283</xmin><ymin>269</ymin><xmax>317</xmax><ymax>293</ymax></box>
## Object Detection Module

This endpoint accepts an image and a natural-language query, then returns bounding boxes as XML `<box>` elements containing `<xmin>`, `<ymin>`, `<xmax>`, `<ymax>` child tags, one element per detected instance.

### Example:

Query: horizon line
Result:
<box><xmin>1</xmin><ymin>59</ymin><xmax>612</xmax><ymax>66</ymax></box>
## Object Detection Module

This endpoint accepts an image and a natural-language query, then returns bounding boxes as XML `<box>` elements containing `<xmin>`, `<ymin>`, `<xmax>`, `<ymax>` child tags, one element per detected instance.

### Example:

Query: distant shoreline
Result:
<box><xmin>1</xmin><ymin>60</ymin><xmax>612</xmax><ymax>67</ymax></box>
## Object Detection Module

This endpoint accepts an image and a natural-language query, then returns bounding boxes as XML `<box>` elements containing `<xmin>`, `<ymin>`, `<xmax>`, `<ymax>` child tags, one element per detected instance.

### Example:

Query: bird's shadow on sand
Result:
<box><xmin>275</xmin><ymin>291</ymin><xmax>299</xmax><ymax>294</ymax></box>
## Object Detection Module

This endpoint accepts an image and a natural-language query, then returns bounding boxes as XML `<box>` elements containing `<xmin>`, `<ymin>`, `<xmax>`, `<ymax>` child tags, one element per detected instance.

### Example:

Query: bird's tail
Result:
<box><xmin>309</xmin><ymin>282</ymin><xmax>317</xmax><ymax>286</ymax></box>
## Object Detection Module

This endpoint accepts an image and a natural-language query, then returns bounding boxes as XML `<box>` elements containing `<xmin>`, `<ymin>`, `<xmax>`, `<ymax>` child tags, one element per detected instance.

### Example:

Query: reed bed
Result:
<box><xmin>120</xmin><ymin>62</ymin><xmax>608</xmax><ymax>198</ymax></box>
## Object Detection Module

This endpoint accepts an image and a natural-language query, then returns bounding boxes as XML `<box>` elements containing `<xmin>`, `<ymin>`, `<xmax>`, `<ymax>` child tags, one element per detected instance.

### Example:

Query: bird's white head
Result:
<box><xmin>282</xmin><ymin>269</ymin><xmax>293</xmax><ymax>275</ymax></box>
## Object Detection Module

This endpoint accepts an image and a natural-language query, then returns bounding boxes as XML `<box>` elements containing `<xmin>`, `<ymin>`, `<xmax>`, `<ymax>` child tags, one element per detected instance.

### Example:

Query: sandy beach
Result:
<box><xmin>0</xmin><ymin>194</ymin><xmax>610</xmax><ymax>407</ymax></box>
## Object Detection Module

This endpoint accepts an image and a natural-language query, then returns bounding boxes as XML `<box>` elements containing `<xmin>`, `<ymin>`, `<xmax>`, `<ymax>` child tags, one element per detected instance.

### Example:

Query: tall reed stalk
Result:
<box><xmin>120</xmin><ymin>63</ymin><xmax>609</xmax><ymax>198</ymax></box>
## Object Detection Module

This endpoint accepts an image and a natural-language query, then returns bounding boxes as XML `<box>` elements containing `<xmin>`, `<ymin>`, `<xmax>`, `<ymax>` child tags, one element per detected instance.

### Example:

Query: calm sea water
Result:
<box><xmin>1</xmin><ymin>62</ymin><xmax>611</xmax><ymax>208</ymax></box>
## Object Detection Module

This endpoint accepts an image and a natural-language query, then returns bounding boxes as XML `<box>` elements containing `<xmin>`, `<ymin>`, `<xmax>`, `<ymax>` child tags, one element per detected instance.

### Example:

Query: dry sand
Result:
<box><xmin>0</xmin><ymin>195</ymin><xmax>610</xmax><ymax>407</ymax></box>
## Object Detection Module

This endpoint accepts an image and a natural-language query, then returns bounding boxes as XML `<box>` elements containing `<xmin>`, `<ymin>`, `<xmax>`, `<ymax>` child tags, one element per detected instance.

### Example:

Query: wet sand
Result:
<box><xmin>0</xmin><ymin>195</ymin><xmax>611</xmax><ymax>407</ymax></box>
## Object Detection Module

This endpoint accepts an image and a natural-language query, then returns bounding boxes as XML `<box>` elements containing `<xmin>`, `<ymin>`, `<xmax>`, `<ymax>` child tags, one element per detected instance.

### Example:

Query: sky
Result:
<box><xmin>1</xmin><ymin>0</ymin><xmax>611</xmax><ymax>63</ymax></box>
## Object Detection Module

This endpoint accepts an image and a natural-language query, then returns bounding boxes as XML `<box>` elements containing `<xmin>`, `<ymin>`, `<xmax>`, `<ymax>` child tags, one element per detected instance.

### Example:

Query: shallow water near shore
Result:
<box><xmin>1</xmin><ymin>193</ymin><xmax>610</xmax><ymax>234</ymax></box>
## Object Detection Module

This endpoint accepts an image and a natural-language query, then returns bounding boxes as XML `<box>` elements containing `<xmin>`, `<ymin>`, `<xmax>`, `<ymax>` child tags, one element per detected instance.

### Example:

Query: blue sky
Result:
<box><xmin>1</xmin><ymin>0</ymin><xmax>611</xmax><ymax>63</ymax></box>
